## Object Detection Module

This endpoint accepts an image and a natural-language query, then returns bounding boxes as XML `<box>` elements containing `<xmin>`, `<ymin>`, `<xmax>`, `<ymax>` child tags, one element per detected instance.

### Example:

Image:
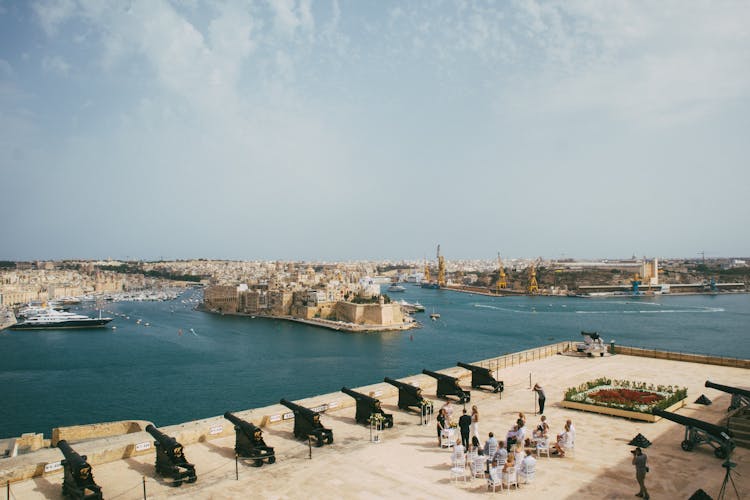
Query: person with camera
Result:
<box><xmin>632</xmin><ymin>447</ymin><xmax>650</xmax><ymax>499</ymax></box>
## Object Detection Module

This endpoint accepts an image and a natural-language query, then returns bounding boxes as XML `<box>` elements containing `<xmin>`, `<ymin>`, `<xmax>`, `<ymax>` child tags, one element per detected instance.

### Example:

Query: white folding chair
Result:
<box><xmin>487</xmin><ymin>467</ymin><xmax>503</xmax><ymax>492</ymax></box>
<box><xmin>502</xmin><ymin>466</ymin><xmax>519</xmax><ymax>490</ymax></box>
<box><xmin>450</xmin><ymin>460</ymin><xmax>468</xmax><ymax>483</ymax></box>
<box><xmin>536</xmin><ymin>438</ymin><xmax>550</xmax><ymax>458</ymax></box>
<box><xmin>441</xmin><ymin>429</ymin><xmax>454</xmax><ymax>448</ymax></box>
<box><xmin>519</xmin><ymin>462</ymin><xmax>536</xmax><ymax>484</ymax></box>
<box><xmin>470</xmin><ymin>456</ymin><xmax>486</xmax><ymax>479</ymax></box>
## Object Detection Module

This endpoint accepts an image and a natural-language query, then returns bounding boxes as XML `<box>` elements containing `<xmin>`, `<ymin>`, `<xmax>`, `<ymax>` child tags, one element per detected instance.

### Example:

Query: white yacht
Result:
<box><xmin>10</xmin><ymin>307</ymin><xmax>113</xmax><ymax>330</ymax></box>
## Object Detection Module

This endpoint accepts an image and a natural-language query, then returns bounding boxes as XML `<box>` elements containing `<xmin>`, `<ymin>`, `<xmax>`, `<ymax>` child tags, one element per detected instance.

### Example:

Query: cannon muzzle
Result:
<box><xmin>705</xmin><ymin>380</ymin><xmax>750</xmax><ymax>399</ymax></box>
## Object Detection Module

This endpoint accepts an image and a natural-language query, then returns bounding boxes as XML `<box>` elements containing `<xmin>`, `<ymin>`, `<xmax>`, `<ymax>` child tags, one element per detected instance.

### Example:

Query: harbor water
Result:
<box><xmin>1</xmin><ymin>287</ymin><xmax>748</xmax><ymax>439</ymax></box>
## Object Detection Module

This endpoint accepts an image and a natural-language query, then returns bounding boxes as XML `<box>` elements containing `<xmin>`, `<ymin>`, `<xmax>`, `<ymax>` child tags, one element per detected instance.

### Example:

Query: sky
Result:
<box><xmin>1</xmin><ymin>0</ymin><xmax>749</xmax><ymax>262</ymax></box>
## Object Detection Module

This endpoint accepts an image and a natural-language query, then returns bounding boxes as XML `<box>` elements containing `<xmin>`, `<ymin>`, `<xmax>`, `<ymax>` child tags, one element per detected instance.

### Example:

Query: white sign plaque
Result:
<box><xmin>135</xmin><ymin>441</ymin><xmax>151</xmax><ymax>452</ymax></box>
<box><xmin>44</xmin><ymin>462</ymin><xmax>62</xmax><ymax>473</ymax></box>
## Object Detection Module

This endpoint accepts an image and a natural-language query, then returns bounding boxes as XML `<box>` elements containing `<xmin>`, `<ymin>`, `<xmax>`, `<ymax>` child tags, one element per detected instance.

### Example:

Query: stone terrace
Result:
<box><xmin>4</xmin><ymin>350</ymin><xmax>749</xmax><ymax>499</ymax></box>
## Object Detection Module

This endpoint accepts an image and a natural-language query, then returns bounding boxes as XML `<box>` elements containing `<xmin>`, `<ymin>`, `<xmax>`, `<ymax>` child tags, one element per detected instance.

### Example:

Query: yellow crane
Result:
<box><xmin>495</xmin><ymin>253</ymin><xmax>507</xmax><ymax>292</ymax></box>
<box><xmin>423</xmin><ymin>256</ymin><xmax>431</xmax><ymax>283</ymax></box>
<box><xmin>527</xmin><ymin>262</ymin><xmax>539</xmax><ymax>295</ymax></box>
<box><xmin>437</xmin><ymin>244</ymin><xmax>446</xmax><ymax>288</ymax></box>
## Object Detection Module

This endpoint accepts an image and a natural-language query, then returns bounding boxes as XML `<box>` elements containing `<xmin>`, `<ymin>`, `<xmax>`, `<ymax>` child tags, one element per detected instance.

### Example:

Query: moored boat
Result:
<box><xmin>10</xmin><ymin>307</ymin><xmax>113</xmax><ymax>330</ymax></box>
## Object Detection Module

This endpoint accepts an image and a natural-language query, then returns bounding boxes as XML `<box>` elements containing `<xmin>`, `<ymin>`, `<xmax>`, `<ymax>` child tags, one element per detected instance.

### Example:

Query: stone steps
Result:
<box><xmin>728</xmin><ymin>408</ymin><xmax>750</xmax><ymax>449</ymax></box>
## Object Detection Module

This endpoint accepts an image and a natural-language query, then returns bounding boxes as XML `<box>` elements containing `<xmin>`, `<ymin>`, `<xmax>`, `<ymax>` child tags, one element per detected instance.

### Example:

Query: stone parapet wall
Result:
<box><xmin>615</xmin><ymin>345</ymin><xmax>750</xmax><ymax>369</ymax></box>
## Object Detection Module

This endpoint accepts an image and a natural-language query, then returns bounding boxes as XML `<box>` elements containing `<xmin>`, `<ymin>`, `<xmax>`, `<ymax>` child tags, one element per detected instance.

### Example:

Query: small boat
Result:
<box><xmin>430</xmin><ymin>310</ymin><xmax>440</xmax><ymax>320</ymax></box>
<box><xmin>387</xmin><ymin>283</ymin><xmax>406</xmax><ymax>292</ymax></box>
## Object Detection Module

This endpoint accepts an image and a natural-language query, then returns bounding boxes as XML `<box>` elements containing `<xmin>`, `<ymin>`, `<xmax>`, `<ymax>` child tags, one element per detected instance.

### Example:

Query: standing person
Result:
<box><xmin>458</xmin><ymin>408</ymin><xmax>472</xmax><ymax>449</ymax></box>
<box><xmin>471</xmin><ymin>405</ymin><xmax>480</xmax><ymax>439</ymax></box>
<box><xmin>632</xmin><ymin>447</ymin><xmax>649</xmax><ymax>499</ymax></box>
<box><xmin>436</xmin><ymin>408</ymin><xmax>447</xmax><ymax>446</ymax></box>
<box><xmin>533</xmin><ymin>383</ymin><xmax>546</xmax><ymax>414</ymax></box>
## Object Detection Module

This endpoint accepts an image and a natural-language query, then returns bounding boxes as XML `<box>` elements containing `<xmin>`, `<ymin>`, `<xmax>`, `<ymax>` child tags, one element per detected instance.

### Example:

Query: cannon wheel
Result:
<box><xmin>267</xmin><ymin>456</ymin><xmax>276</xmax><ymax>464</ymax></box>
<box><xmin>681</xmin><ymin>440</ymin><xmax>694</xmax><ymax>451</ymax></box>
<box><xmin>714</xmin><ymin>448</ymin><xmax>727</xmax><ymax>459</ymax></box>
<box><xmin>169</xmin><ymin>479</ymin><xmax>183</xmax><ymax>487</ymax></box>
<box><xmin>326</xmin><ymin>434</ymin><xmax>334</xmax><ymax>445</ymax></box>
<box><xmin>253</xmin><ymin>459</ymin><xmax>264</xmax><ymax>467</ymax></box>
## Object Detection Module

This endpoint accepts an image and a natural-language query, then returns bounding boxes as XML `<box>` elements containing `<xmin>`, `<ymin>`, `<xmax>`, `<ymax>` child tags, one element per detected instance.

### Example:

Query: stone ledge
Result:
<box><xmin>560</xmin><ymin>397</ymin><xmax>687</xmax><ymax>422</ymax></box>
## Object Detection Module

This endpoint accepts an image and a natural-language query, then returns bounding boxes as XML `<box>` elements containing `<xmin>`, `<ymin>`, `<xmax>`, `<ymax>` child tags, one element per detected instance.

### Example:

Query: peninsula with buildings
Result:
<box><xmin>1</xmin><ymin>253</ymin><xmax>748</xmax><ymax>332</ymax></box>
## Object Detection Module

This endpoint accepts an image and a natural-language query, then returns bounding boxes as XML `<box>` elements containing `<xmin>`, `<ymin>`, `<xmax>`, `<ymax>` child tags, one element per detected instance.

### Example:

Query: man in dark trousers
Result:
<box><xmin>632</xmin><ymin>447</ymin><xmax>649</xmax><ymax>499</ymax></box>
<box><xmin>533</xmin><ymin>383</ymin><xmax>546</xmax><ymax>414</ymax></box>
<box><xmin>458</xmin><ymin>408</ymin><xmax>472</xmax><ymax>449</ymax></box>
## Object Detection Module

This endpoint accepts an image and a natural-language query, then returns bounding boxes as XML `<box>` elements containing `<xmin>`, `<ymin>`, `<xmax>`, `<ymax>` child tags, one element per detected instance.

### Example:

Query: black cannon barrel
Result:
<box><xmin>384</xmin><ymin>377</ymin><xmax>419</xmax><ymax>393</ymax></box>
<box><xmin>653</xmin><ymin>409</ymin><xmax>733</xmax><ymax>438</ymax></box>
<box><xmin>146</xmin><ymin>424</ymin><xmax>178</xmax><ymax>447</ymax></box>
<box><xmin>705</xmin><ymin>380</ymin><xmax>750</xmax><ymax>399</ymax></box>
<box><xmin>341</xmin><ymin>386</ymin><xmax>377</xmax><ymax>403</ymax></box>
<box><xmin>457</xmin><ymin>362</ymin><xmax>490</xmax><ymax>374</ymax></box>
<box><xmin>224</xmin><ymin>412</ymin><xmax>256</xmax><ymax>435</ymax></box>
<box><xmin>422</xmin><ymin>368</ymin><xmax>457</xmax><ymax>382</ymax></box>
<box><xmin>57</xmin><ymin>439</ymin><xmax>86</xmax><ymax>465</ymax></box>
<box><xmin>280</xmin><ymin>398</ymin><xmax>318</xmax><ymax>417</ymax></box>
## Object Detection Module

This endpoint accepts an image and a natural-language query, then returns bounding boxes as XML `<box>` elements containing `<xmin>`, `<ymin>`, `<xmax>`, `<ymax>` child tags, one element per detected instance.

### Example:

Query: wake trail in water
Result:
<box><xmin>576</xmin><ymin>308</ymin><xmax>724</xmax><ymax>315</ymax></box>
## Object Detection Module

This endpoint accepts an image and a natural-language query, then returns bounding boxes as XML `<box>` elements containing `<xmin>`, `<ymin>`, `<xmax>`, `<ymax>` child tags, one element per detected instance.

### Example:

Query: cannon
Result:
<box><xmin>705</xmin><ymin>380</ymin><xmax>750</xmax><ymax>412</ymax></box>
<box><xmin>57</xmin><ymin>440</ymin><xmax>103</xmax><ymax>500</ymax></box>
<box><xmin>383</xmin><ymin>377</ymin><xmax>434</xmax><ymax>416</ymax></box>
<box><xmin>341</xmin><ymin>387</ymin><xmax>394</xmax><ymax>428</ymax></box>
<box><xmin>422</xmin><ymin>369</ymin><xmax>471</xmax><ymax>403</ymax></box>
<box><xmin>224</xmin><ymin>412</ymin><xmax>276</xmax><ymax>466</ymax></box>
<box><xmin>653</xmin><ymin>409</ymin><xmax>735</xmax><ymax>459</ymax></box>
<box><xmin>279</xmin><ymin>399</ymin><xmax>334</xmax><ymax>446</ymax></box>
<box><xmin>456</xmin><ymin>362</ymin><xmax>504</xmax><ymax>393</ymax></box>
<box><xmin>145</xmin><ymin>424</ymin><xmax>197</xmax><ymax>486</ymax></box>
<box><xmin>575</xmin><ymin>331</ymin><xmax>607</xmax><ymax>357</ymax></box>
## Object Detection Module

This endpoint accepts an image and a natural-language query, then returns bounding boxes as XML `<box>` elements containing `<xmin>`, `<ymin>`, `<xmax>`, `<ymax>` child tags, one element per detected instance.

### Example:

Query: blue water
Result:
<box><xmin>1</xmin><ymin>287</ymin><xmax>748</xmax><ymax>439</ymax></box>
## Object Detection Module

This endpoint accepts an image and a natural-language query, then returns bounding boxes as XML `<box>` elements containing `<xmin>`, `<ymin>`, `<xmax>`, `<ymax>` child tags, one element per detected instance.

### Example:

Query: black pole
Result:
<box><xmin>235</xmin><ymin>454</ymin><xmax>239</xmax><ymax>480</ymax></box>
<box><xmin>142</xmin><ymin>476</ymin><xmax>146</xmax><ymax>500</ymax></box>
<box><xmin>7</xmin><ymin>481</ymin><xmax>10</xmax><ymax>500</ymax></box>
<box><xmin>308</xmin><ymin>436</ymin><xmax>312</xmax><ymax>459</ymax></box>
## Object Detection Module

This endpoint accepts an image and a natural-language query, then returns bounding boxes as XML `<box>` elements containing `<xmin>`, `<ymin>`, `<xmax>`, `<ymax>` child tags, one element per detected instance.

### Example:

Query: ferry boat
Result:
<box><xmin>397</xmin><ymin>300</ymin><xmax>425</xmax><ymax>313</ymax></box>
<box><xmin>387</xmin><ymin>283</ymin><xmax>406</xmax><ymax>292</ymax></box>
<box><xmin>10</xmin><ymin>307</ymin><xmax>113</xmax><ymax>330</ymax></box>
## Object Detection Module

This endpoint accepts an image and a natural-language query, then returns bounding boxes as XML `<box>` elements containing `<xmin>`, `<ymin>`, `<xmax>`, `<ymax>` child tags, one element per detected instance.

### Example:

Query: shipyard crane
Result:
<box><xmin>436</xmin><ymin>244</ymin><xmax>446</xmax><ymax>288</ymax></box>
<box><xmin>423</xmin><ymin>256</ymin><xmax>431</xmax><ymax>283</ymax></box>
<box><xmin>527</xmin><ymin>261</ymin><xmax>539</xmax><ymax>295</ymax></box>
<box><xmin>495</xmin><ymin>253</ymin><xmax>507</xmax><ymax>293</ymax></box>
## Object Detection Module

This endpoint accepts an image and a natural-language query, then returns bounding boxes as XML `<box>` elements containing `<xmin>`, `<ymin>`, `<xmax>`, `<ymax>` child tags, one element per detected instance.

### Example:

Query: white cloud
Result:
<box><xmin>33</xmin><ymin>0</ymin><xmax>76</xmax><ymax>36</ymax></box>
<box><xmin>41</xmin><ymin>55</ymin><xmax>70</xmax><ymax>74</ymax></box>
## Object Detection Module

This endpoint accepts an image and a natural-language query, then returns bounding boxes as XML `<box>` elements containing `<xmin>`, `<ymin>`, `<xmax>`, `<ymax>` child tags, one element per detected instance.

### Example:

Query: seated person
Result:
<box><xmin>518</xmin><ymin>412</ymin><xmax>527</xmax><ymax>427</ymax></box>
<box><xmin>503</xmin><ymin>453</ymin><xmax>516</xmax><ymax>476</ymax></box>
<box><xmin>516</xmin><ymin>422</ymin><xmax>527</xmax><ymax>447</ymax></box>
<box><xmin>519</xmin><ymin>450</ymin><xmax>536</xmax><ymax>475</ymax></box>
<box><xmin>553</xmin><ymin>423</ymin><xmax>572</xmax><ymax>456</ymax></box>
<box><xmin>513</xmin><ymin>442</ymin><xmax>525</xmax><ymax>466</ymax></box>
<box><xmin>492</xmin><ymin>440</ymin><xmax>508</xmax><ymax>465</ymax></box>
<box><xmin>506</xmin><ymin>424</ymin><xmax>518</xmax><ymax>451</ymax></box>
<box><xmin>451</xmin><ymin>438</ymin><xmax>465</xmax><ymax>464</ymax></box>
<box><xmin>470</xmin><ymin>435</ymin><xmax>483</xmax><ymax>456</ymax></box>
<box><xmin>488</xmin><ymin>460</ymin><xmax>501</xmax><ymax>484</ymax></box>
<box><xmin>533</xmin><ymin>415</ymin><xmax>549</xmax><ymax>440</ymax></box>
<box><xmin>484</xmin><ymin>432</ymin><xmax>499</xmax><ymax>458</ymax></box>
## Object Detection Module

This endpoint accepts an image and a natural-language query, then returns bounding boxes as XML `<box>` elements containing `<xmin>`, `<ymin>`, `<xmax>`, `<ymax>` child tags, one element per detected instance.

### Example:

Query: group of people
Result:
<box><xmin>436</xmin><ymin>401</ymin><xmax>479</xmax><ymax>447</ymax></box>
<box><xmin>438</xmin><ymin>381</ymin><xmax>650</xmax><ymax>497</ymax></box>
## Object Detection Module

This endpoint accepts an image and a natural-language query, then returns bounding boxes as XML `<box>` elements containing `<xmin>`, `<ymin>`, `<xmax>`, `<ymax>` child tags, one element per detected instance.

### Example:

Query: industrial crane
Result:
<box><xmin>436</xmin><ymin>244</ymin><xmax>446</xmax><ymax>288</ymax></box>
<box><xmin>495</xmin><ymin>253</ymin><xmax>507</xmax><ymax>293</ymax></box>
<box><xmin>527</xmin><ymin>261</ymin><xmax>539</xmax><ymax>295</ymax></box>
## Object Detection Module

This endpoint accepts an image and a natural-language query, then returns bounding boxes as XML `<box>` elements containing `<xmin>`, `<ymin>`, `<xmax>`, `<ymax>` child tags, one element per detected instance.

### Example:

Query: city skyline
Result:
<box><xmin>1</xmin><ymin>1</ymin><xmax>749</xmax><ymax>261</ymax></box>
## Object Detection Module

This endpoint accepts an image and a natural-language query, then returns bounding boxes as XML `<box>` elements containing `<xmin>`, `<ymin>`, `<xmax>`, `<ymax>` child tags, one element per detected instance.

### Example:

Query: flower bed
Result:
<box><xmin>561</xmin><ymin>377</ymin><xmax>687</xmax><ymax>422</ymax></box>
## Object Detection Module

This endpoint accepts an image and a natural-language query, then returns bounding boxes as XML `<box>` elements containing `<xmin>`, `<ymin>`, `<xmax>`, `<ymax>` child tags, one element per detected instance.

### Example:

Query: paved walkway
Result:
<box><xmin>7</xmin><ymin>352</ymin><xmax>749</xmax><ymax>499</ymax></box>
